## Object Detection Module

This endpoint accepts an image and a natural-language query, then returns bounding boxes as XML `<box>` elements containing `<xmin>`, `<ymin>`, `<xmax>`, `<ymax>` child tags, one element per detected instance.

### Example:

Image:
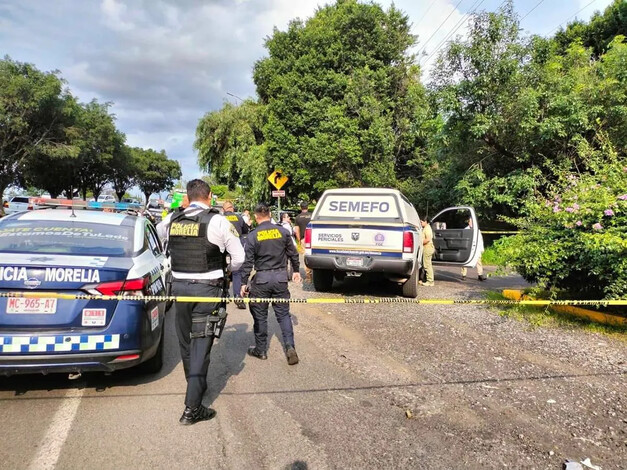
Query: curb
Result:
<box><xmin>502</xmin><ymin>290</ymin><xmax>626</xmax><ymax>327</ymax></box>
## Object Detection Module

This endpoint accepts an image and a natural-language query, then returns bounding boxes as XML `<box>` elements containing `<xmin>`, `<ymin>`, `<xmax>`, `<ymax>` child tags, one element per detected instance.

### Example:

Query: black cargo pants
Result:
<box><xmin>249</xmin><ymin>270</ymin><xmax>294</xmax><ymax>353</ymax></box>
<box><xmin>171</xmin><ymin>279</ymin><xmax>223</xmax><ymax>409</ymax></box>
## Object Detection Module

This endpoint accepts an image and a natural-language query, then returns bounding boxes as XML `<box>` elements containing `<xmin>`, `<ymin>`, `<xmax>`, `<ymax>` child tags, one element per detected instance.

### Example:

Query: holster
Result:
<box><xmin>188</xmin><ymin>274</ymin><xmax>229</xmax><ymax>340</ymax></box>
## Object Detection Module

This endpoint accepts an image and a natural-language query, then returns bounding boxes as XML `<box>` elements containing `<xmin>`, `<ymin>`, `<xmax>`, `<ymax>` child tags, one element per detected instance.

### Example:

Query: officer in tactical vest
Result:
<box><xmin>157</xmin><ymin>179</ymin><xmax>244</xmax><ymax>425</ymax></box>
<box><xmin>222</xmin><ymin>200</ymin><xmax>249</xmax><ymax>309</ymax></box>
<box><xmin>240</xmin><ymin>203</ymin><xmax>301</xmax><ymax>365</ymax></box>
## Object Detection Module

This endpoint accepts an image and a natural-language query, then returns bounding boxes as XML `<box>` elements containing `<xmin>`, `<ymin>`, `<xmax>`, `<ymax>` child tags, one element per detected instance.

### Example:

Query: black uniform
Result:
<box><xmin>223</xmin><ymin>211</ymin><xmax>249</xmax><ymax>299</ymax></box>
<box><xmin>241</xmin><ymin>220</ymin><xmax>300</xmax><ymax>353</ymax></box>
<box><xmin>165</xmin><ymin>206</ymin><xmax>241</xmax><ymax>410</ymax></box>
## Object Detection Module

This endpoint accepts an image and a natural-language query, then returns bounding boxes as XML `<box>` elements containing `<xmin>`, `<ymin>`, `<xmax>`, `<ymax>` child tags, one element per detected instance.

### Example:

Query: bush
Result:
<box><xmin>494</xmin><ymin>153</ymin><xmax>627</xmax><ymax>299</ymax></box>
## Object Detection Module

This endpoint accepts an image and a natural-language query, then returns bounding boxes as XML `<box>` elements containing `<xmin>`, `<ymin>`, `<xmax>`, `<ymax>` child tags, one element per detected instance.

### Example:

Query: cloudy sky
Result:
<box><xmin>0</xmin><ymin>0</ymin><xmax>614</xmax><ymax>183</ymax></box>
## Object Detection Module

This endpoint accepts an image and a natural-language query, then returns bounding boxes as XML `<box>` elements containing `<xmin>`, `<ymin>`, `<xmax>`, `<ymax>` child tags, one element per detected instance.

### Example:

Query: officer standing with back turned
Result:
<box><xmin>240</xmin><ymin>203</ymin><xmax>301</xmax><ymax>365</ymax></box>
<box><xmin>157</xmin><ymin>179</ymin><xmax>244</xmax><ymax>425</ymax></box>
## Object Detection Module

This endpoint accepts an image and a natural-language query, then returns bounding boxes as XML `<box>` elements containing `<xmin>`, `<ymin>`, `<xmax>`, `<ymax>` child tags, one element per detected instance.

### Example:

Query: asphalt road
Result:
<box><xmin>1</xmin><ymin>266</ymin><xmax>625</xmax><ymax>469</ymax></box>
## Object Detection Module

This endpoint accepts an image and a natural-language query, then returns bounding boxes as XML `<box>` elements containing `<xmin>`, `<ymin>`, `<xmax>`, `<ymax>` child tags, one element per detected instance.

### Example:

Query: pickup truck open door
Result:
<box><xmin>430</xmin><ymin>206</ymin><xmax>481</xmax><ymax>268</ymax></box>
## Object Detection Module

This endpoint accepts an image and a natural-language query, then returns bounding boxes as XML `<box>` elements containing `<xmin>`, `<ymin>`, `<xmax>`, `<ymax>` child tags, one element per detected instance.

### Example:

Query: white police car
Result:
<box><xmin>0</xmin><ymin>202</ymin><xmax>169</xmax><ymax>376</ymax></box>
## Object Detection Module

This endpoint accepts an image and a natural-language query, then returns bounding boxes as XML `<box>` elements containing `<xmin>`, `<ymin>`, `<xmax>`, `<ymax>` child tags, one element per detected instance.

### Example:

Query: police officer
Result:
<box><xmin>222</xmin><ymin>200</ymin><xmax>249</xmax><ymax>309</ymax></box>
<box><xmin>157</xmin><ymin>179</ymin><xmax>244</xmax><ymax>425</ymax></box>
<box><xmin>240</xmin><ymin>203</ymin><xmax>301</xmax><ymax>365</ymax></box>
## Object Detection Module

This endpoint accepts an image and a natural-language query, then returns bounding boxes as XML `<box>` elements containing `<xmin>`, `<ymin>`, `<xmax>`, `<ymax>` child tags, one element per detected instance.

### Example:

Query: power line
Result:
<box><xmin>520</xmin><ymin>0</ymin><xmax>546</xmax><ymax>21</ymax></box>
<box><xmin>546</xmin><ymin>0</ymin><xmax>600</xmax><ymax>35</ymax></box>
<box><xmin>414</xmin><ymin>0</ymin><xmax>439</xmax><ymax>29</ymax></box>
<box><xmin>417</xmin><ymin>0</ymin><xmax>466</xmax><ymax>59</ymax></box>
<box><xmin>422</xmin><ymin>0</ymin><xmax>486</xmax><ymax>66</ymax></box>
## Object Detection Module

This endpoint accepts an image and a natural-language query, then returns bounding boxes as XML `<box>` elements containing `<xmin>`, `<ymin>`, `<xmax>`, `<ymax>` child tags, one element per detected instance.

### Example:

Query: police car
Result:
<box><xmin>304</xmin><ymin>188</ymin><xmax>480</xmax><ymax>297</ymax></box>
<box><xmin>0</xmin><ymin>201</ymin><xmax>169</xmax><ymax>376</ymax></box>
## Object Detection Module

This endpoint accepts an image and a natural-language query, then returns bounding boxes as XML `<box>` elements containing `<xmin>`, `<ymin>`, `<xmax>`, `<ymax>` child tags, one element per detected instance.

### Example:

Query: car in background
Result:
<box><xmin>0</xmin><ymin>206</ymin><xmax>170</xmax><ymax>376</ymax></box>
<box><xmin>97</xmin><ymin>194</ymin><xmax>116</xmax><ymax>203</ymax></box>
<box><xmin>147</xmin><ymin>196</ymin><xmax>162</xmax><ymax>209</ymax></box>
<box><xmin>121</xmin><ymin>198</ymin><xmax>141</xmax><ymax>205</ymax></box>
<box><xmin>4</xmin><ymin>196</ymin><xmax>40</xmax><ymax>215</ymax></box>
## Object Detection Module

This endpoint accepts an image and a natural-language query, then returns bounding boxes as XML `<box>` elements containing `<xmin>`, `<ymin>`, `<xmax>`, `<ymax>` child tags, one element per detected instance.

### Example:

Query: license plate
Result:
<box><xmin>6</xmin><ymin>297</ymin><xmax>57</xmax><ymax>314</ymax></box>
<box><xmin>346</xmin><ymin>257</ymin><xmax>363</xmax><ymax>267</ymax></box>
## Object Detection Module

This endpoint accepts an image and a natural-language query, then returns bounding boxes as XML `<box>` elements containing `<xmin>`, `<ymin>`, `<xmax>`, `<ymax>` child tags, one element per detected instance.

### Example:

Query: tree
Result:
<box><xmin>75</xmin><ymin>100</ymin><xmax>119</xmax><ymax>200</ymax></box>
<box><xmin>133</xmin><ymin>147</ymin><xmax>182</xmax><ymax>204</ymax></box>
<box><xmin>0</xmin><ymin>57</ymin><xmax>75</xmax><ymax>201</ymax></box>
<box><xmin>110</xmin><ymin>138</ymin><xmax>136</xmax><ymax>202</ymax></box>
<box><xmin>251</xmin><ymin>0</ymin><xmax>427</xmax><ymax>200</ymax></box>
<box><xmin>195</xmin><ymin>100</ymin><xmax>268</xmax><ymax>202</ymax></box>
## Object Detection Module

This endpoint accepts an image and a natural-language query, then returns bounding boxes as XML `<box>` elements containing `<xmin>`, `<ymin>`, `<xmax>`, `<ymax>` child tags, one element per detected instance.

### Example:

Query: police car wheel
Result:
<box><xmin>312</xmin><ymin>269</ymin><xmax>333</xmax><ymax>292</ymax></box>
<box><xmin>140</xmin><ymin>329</ymin><xmax>164</xmax><ymax>374</ymax></box>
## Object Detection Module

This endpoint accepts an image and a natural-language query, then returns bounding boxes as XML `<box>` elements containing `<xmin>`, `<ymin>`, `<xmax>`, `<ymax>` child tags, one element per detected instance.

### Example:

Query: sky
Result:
<box><xmin>0</xmin><ymin>0</ymin><xmax>615</xmax><ymax>185</ymax></box>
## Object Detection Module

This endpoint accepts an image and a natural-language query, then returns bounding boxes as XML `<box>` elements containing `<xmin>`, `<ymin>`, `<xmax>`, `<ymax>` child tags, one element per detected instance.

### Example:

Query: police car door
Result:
<box><xmin>430</xmin><ymin>207</ymin><xmax>480</xmax><ymax>267</ymax></box>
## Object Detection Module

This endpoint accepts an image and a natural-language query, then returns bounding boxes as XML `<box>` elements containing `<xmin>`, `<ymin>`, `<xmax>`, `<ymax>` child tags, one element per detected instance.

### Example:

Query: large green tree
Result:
<box><xmin>0</xmin><ymin>57</ymin><xmax>75</xmax><ymax>201</ymax></box>
<box><xmin>133</xmin><ymin>147</ymin><xmax>182</xmax><ymax>204</ymax></box>
<box><xmin>254</xmin><ymin>0</ymin><xmax>428</xmax><ymax>199</ymax></box>
<box><xmin>195</xmin><ymin>100</ymin><xmax>267</xmax><ymax>202</ymax></box>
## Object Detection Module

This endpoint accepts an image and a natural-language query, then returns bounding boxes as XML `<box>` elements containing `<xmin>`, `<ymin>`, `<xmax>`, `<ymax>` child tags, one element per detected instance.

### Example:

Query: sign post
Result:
<box><xmin>268</xmin><ymin>170</ymin><xmax>289</xmax><ymax>222</ymax></box>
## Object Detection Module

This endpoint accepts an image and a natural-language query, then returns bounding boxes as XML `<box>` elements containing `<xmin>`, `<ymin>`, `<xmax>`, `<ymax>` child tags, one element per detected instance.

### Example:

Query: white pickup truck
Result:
<box><xmin>304</xmin><ymin>188</ymin><xmax>481</xmax><ymax>298</ymax></box>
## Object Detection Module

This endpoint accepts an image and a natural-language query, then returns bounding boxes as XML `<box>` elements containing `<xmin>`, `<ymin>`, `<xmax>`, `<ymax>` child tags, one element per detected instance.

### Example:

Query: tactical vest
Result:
<box><xmin>168</xmin><ymin>208</ymin><xmax>225</xmax><ymax>273</ymax></box>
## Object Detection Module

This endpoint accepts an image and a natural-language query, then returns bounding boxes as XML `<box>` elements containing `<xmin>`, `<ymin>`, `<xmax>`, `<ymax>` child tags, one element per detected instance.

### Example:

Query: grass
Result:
<box><xmin>484</xmin><ymin>291</ymin><xmax>627</xmax><ymax>339</ymax></box>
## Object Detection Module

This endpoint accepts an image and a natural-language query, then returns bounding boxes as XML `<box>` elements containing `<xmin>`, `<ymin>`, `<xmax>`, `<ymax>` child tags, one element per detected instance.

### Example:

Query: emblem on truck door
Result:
<box><xmin>351</xmin><ymin>232</ymin><xmax>360</xmax><ymax>241</ymax></box>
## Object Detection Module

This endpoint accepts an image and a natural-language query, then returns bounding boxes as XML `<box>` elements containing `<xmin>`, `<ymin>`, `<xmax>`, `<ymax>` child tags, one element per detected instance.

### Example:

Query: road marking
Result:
<box><xmin>28</xmin><ymin>387</ymin><xmax>83</xmax><ymax>470</ymax></box>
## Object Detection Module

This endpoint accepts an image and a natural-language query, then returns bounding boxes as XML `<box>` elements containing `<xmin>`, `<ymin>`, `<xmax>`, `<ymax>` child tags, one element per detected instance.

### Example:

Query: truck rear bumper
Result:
<box><xmin>305</xmin><ymin>254</ymin><xmax>413</xmax><ymax>277</ymax></box>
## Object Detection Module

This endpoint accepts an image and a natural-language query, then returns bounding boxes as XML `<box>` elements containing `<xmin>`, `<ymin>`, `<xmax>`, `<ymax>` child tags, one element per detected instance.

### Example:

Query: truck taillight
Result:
<box><xmin>403</xmin><ymin>231</ymin><xmax>414</xmax><ymax>253</ymax></box>
<box><xmin>3</xmin><ymin>201</ymin><xmax>8</xmax><ymax>208</ymax></box>
<box><xmin>305</xmin><ymin>227</ymin><xmax>312</xmax><ymax>249</ymax></box>
<box><xmin>94</xmin><ymin>276</ymin><xmax>149</xmax><ymax>296</ymax></box>
<box><xmin>27</xmin><ymin>204</ymin><xmax>33</xmax><ymax>210</ymax></box>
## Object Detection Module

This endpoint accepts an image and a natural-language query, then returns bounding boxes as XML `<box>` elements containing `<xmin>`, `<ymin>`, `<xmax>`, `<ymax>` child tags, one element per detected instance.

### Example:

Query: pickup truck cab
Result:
<box><xmin>304</xmin><ymin>188</ymin><xmax>481</xmax><ymax>297</ymax></box>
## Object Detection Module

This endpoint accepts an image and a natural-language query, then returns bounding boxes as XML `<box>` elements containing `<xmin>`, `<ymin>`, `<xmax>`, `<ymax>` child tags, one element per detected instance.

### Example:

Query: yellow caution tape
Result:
<box><xmin>481</xmin><ymin>231</ymin><xmax>519</xmax><ymax>234</ymax></box>
<box><xmin>0</xmin><ymin>291</ymin><xmax>626</xmax><ymax>306</ymax></box>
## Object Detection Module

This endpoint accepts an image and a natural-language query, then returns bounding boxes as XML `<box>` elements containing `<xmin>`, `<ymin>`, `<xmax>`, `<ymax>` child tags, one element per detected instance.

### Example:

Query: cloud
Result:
<box><xmin>0</xmin><ymin>0</ymin><xmax>614</xmax><ymax>181</ymax></box>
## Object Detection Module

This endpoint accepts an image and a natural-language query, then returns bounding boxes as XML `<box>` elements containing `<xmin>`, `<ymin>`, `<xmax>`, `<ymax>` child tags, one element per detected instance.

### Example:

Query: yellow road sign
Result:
<box><xmin>268</xmin><ymin>170</ymin><xmax>289</xmax><ymax>190</ymax></box>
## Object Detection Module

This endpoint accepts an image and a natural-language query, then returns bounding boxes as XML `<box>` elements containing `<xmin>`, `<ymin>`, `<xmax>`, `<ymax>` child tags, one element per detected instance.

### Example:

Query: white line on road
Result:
<box><xmin>28</xmin><ymin>387</ymin><xmax>83</xmax><ymax>470</ymax></box>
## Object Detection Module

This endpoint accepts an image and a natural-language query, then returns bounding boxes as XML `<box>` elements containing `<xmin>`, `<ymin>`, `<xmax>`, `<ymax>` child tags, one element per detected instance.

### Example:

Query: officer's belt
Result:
<box><xmin>172</xmin><ymin>278</ymin><xmax>224</xmax><ymax>287</ymax></box>
<box><xmin>256</xmin><ymin>268</ymin><xmax>286</xmax><ymax>272</ymax></box>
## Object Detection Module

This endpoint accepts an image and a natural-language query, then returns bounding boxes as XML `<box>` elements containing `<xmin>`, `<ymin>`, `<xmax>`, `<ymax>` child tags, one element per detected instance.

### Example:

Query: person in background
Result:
<box><xmin>293</xmin><ymin>201</ymin><xmax>313</xmax><ymax>281</ymax></box>
<box><xmin>419</xmin><ymin>217</ymin><xmax>435</xmax><ymax>287</ymax></box>
<box><xmin>461</xmin><ymin>218</ymin><xmax>487</xmax><ymax>281</ymax></box>
<box><xmin>242</xmin><ymin>209</ymin><xmax>252</xmax><ymax>230</ymax></box>
<box><xmin>222</xmin><ymin>200</ymin><xmax>249</xmax><ymax>309</ymax></box>
<box><xmin>280</xmin><ymin>212</ymin><xmax>294</xmax><ymax>237</ymax></box>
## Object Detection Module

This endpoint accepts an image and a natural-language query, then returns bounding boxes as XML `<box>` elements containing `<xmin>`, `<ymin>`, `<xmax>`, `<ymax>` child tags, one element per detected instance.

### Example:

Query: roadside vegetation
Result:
<box><xmin>484</xmin><ymin>291</ymin><xmax>627</xmax><ymax>338</ymax></box>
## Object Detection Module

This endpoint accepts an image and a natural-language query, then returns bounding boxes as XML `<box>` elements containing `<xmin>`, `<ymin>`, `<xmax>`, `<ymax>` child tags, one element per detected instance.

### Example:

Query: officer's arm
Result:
<box><xmin>219</xmin><ymin>217</ymin><xmax>245</xmax><ymax>272</ymax></box>
<box><xmin>240</xmin><ymin>236</ymin><xmax>256</xmax><ymax>286</ymax></box>
<box><xmin>240</xmin><ymin>216</ymin><xmax>250</xmax><ymax>235</ymax></box>
<box><xmin>156</xmin><ymin>213</ymin><xmax>172</xmax><ymax>242</ymax></box>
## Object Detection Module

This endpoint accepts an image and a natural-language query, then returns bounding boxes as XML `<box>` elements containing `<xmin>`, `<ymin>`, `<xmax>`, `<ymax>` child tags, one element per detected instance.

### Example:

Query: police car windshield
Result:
<box><xmin>0</xmin><ymin>220</ymin><xmax>134</xmax><ymax>257</ymax></box>
<box><xmin>315</xmin><ymin>192</ymin><xmax>402</xmax><ymax>222</ymax></box>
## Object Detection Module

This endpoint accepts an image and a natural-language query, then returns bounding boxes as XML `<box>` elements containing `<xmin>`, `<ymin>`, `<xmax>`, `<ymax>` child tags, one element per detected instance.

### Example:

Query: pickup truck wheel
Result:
<box><xmin>402</xmin><ymin>266</ymin><xmax>419</xmax><ymax>298</ymax></box>
<box><xmin>312</xmin><ymin>269</ymin><xmax>334</xmax><ymax>292</ymax></box>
